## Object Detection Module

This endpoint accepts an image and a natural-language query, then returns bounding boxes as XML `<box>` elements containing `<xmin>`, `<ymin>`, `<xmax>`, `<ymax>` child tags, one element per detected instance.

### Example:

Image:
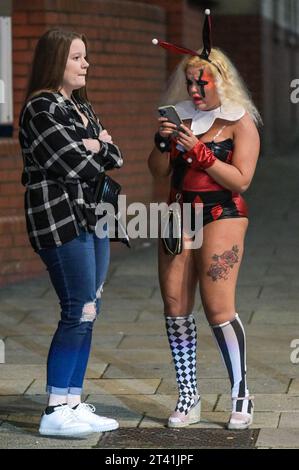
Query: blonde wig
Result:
<box><xmin>160</xmin><ymin>47</ymin><xmax>262</xmax><ymax>126</ymax></box>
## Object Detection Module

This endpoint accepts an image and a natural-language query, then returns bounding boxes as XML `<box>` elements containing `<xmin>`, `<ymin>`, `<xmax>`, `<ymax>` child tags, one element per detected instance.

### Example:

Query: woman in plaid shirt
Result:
<box><xmin>19</xmin><ymin>29</ymin><xmax>123</xmax><ymax>437</ymax></box>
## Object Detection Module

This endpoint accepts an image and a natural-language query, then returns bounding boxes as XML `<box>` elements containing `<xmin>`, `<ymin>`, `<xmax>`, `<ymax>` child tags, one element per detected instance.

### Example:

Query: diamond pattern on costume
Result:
<box><xmin>166</xmin><ymin>314</ymin><xmax>199</xmax><ymax>414</ymax></box>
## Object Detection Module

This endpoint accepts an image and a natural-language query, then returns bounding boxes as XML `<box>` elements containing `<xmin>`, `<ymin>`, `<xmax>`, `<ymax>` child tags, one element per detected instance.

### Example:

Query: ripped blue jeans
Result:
<box><xmin>38</xmin><ymin>230</ymin><xmax>110</xmax><ymax>396</ymax></box>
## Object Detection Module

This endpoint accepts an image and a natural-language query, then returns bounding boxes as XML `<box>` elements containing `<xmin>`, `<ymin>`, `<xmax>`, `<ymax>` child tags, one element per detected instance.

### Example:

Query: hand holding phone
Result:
<box><xmin>158</xmin><ymin>105</ymin><xmax>182</xmax><ymax>128</ymax></box>
<box><xmin>158</xmin><ymin>106</ymin><xmax>187</xmax><ymax>152</ymax></box>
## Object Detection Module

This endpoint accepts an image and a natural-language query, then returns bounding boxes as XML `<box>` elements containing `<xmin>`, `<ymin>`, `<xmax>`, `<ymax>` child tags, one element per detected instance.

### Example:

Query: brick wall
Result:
<box><xmin>0</xmin><ymin>139</ymin><xmax>42</xmax><ymax>285</ymax></box>
<box><xmin>130</xmin><ymin>0</ymin><xmax>202</xmax><ymax>74</ymax></box>
<box><xmin>213</xmin><ymin>14</ymin><xmax>263</xmax><ymax>121</ymax></box>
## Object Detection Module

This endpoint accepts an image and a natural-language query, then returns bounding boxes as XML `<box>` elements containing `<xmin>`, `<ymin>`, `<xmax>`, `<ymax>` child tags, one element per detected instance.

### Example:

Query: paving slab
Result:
<box><xmin>0</xmin><ymin>422</ymin><xmax>99</xmax><ymax>449</ymax></box>
<box><xmin>25</xmin><ymin>378</ymin><xmax>161</xmax><ymax>396</ymax></box>
<box><xmin>287</xmin><ymin>379</ymin><xmax>299</xmax><ymax>395</ymax></box>
<box><xmin>256</xmin><ymin>429</ymin><xmax>299</xmax><ymax>448</ymax></box>
<box><xmin>157</xmin><ymin>377</ymin><xmax>288</xmax><ymax>395</ymax></box>
<box><xmin>278</xmin><ymin>412</ymin><xmax>299</xmax><ymax>428</ymax></box>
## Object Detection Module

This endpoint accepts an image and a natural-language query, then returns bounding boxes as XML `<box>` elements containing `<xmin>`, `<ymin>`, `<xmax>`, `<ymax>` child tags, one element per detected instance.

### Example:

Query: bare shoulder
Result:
<box><xmin>233</xmin><ymin>112</ymin><xmax>260</xmax><ymax>140</ymax></box>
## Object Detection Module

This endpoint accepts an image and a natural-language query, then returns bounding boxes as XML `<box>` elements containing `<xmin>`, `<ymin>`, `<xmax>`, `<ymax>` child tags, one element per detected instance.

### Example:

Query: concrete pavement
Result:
<box><xmin>0</xmin><ymin>153</ymin><xmax>299</xmax><ymax>448</ymax></box>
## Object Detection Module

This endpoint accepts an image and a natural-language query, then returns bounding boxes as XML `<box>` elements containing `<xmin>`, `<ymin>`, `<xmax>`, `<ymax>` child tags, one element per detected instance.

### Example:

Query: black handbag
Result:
<box><xmin>94</xmin><ymin>174</ymin><xmax>130</xmax><ymax>247</ymax></box>
<box><xmin>94</xmin><ymin>174</ymin><xmax>121</xmax><ymax>211</ymax></box>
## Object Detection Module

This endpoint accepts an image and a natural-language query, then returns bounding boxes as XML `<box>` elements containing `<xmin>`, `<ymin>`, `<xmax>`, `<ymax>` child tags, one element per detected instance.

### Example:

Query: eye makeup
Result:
<box><xmin>186</xmin><ymin>69</ymin><xmax>209</xmax><ymax>97</ymax></box>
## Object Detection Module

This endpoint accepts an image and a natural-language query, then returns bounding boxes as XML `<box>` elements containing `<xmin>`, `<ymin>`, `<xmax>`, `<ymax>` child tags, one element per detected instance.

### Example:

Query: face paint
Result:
<box><xmin>186</xmin><ymin>68</ymin><xmax>209</xmax><ymax>97</ymax></box>
<box><xmin>186</xmin><ymin>66</ymin><xmax>220</xmax><ymax>110</ymax></box>
<box><xmin>196</xmin><ymin>69</ymin><xmax>209</xmax><ymax>97</ymax></box>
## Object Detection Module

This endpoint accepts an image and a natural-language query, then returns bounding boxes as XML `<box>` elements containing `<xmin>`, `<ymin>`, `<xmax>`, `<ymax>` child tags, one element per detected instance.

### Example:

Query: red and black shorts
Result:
<box><xmin>181</xmin><ymin>190</ymin><xmax>248</xmax><ymax>230</ymax></box>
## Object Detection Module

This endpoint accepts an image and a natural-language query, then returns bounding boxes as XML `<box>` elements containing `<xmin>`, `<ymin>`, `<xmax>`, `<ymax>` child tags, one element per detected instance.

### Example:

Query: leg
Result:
<box><xmin>38</xmin><ymin>231</ymin><xmax>97</xmax><ymax>437</ymax></box>
<box><xmin>159</xmin><ymin>238</ymin><xmax>201</xmax><ymax>427</ymax></box>
<box><xmin>38</xmin><ymin>231</ymin><xmax>97</xmax><ymax>400</ymax></box>
<box><xmin>69</xmin><ymin>232</ymin><xmax>118</xmax><ymax>432</ymax></box>
<box><xmin>68</xmin><ymin>233</ymin><xmax>110</xmax><ymax>397</ymax></box>
<box><xmin>197</xmin><ymin>218</ymin><xmax>253</xmax><ymax>428</ymax></box>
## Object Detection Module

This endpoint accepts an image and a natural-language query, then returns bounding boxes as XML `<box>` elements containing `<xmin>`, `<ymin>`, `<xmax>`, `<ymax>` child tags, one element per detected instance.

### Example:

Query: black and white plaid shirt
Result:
<box><xmin>19</xmin><ymin>91</ymin><xmax>123</xmax><ymax>251</ymax></box>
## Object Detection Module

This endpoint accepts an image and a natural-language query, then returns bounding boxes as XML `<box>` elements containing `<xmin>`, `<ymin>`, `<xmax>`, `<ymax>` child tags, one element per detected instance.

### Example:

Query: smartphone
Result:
<box><xmin>158</xmin><ymin>105</ymin><xmax>182</xmax><ymax>128</ymax></box>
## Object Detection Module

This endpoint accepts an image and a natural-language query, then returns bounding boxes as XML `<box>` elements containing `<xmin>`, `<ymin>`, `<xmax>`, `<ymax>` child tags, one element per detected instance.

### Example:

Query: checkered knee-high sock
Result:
<box><xmin>165</xmin><ymin>314</ymin><xmax>199</xmax><ymax>414</ymax></box>
<box><xmin>210</xmin><ymin>313</ymin><xmax>252</xmax><ymax>414</ymax></box>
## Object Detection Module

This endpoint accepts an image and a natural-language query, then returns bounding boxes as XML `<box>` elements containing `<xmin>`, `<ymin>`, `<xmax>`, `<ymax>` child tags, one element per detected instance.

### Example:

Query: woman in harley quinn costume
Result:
<box><xmin>148</xmin><ymin>10</ymin><xmax>261</xmax><ymax>429</ymax></box>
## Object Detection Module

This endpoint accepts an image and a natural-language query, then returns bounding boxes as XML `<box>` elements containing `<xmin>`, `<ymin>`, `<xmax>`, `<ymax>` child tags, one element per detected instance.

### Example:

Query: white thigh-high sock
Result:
<box><xmin>165</xmin><ymin>314</ymin><xmax>199</xmax><ymax>414</ymax></box>
<box><xmin>210</xmin><ymin>313</ymin><xmax>252</xmax><ymax>414</ymax></box>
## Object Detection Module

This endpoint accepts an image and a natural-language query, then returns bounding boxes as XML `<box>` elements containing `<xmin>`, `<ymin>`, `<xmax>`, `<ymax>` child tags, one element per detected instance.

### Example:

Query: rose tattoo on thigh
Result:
<box><xmin>207</xmin><ymin>245</ymin><xmax>239</xmax><ymax>281</ymax></box>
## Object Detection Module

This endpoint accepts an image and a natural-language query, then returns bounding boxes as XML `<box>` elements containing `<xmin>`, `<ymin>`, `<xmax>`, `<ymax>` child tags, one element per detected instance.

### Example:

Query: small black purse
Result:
<box><xmin>94</xmin><ymin>174</ymin><xmax>130</xmax><ymax>247</ymax></box>
<box><xmin>94</xmin><ymin>174</ymin><xmax>121</xmax><ymax>211</ymax></box>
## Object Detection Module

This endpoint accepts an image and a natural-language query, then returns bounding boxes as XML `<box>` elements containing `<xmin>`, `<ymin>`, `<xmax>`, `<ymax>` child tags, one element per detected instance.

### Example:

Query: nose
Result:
<box><xmin>189</xmin><ymin>82</ymin><xmax>198</xmax><ymax>93</ymax></box>
<box><xmin>82</xmin><ymin>58</ymin><xmax>89</xmax><ymax>68</ymax></box>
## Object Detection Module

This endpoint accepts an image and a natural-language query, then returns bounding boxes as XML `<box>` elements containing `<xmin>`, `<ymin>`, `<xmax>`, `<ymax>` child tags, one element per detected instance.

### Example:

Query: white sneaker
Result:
<box><xmin>39</xmin><ymin>404</ymin><xmax>93</xmax><ymax>437</ymax></box>
<box><xmin>72</xmin><ymin>403</ymin><xmax>119</xmax><ymax>432</ymax></box>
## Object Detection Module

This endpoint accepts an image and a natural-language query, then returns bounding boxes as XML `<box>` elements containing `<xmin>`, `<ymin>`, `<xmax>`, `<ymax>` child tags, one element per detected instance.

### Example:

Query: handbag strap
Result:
<box><xmin>171</xmin><ymin>151</ymin><xmax>189</xmax><ymax>200</ymax></box>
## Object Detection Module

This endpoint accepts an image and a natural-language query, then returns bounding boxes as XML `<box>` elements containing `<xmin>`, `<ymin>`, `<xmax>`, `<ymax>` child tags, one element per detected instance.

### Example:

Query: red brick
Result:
<box><xmin>3</xmin><ymin>215</ymin><xmax>24</xmax><ymax>235</ymax></box>
<box><xmin>18</xmin><ymin>258</ymin><xmax>44</xmax><ymax>273</ymax></box>
<box><xmin>0</xmin><ymin>184</ymin><xmax>24</xmax><ymax>196</ymax></box>
<box><xmin>13</xmin><ymin>234</ymin><xmax>30</xmax><ymax>247</ymax></box>
<box><xmin>27</xmin><ymin>12</ymin><xmax>46</xmax><ymax>24</ymax></box>
<box><xmin>14</xmin><ymin>77</ymin><xmax>28</xmax><ymax>90</ymax></box>
<box><xmin>13</xmin><ymin>12</ymin><xmax>29</xmax><ymax>25</ymax></box>
<box><xmin>0</xmin><ymin>247</ymin><xmax>32</xmax><ymax>262</ymax></box>
<box><xmin>13</xmin><ymin>50</ymin><xmax>34</xmax><ymax>64</ymax></box>
<box><xmin>0</xmin><ymin>235</ymin><xmax>14</xmax><ymax>248</ymax></box>
<box><xmin>13</xmin><ymin>38</ymin><xmax>30</xmax><ymax>51</ymax></box>
<box><xmin>54</xmin><ymin>13</ymin><xmax>69</xmax><ymax>24</ymax></box>
<box><xmin>13</xmin><ymin>64</ymin><xmax>29</xmax><ymax>77</ymax></box>
<box><xmin>0</xmin><ymin>196</ymin><xmax>23</xmax><ymax>209</ymax></box>
<box><xmin>14</xmin><ymin>25</ymin><xmax>46</xmax><ymax>38</ymax></box>
<box><xmin>0</xmin><ymin>170</ymin><xmax>22</xmax><ymax>182</ymax></box>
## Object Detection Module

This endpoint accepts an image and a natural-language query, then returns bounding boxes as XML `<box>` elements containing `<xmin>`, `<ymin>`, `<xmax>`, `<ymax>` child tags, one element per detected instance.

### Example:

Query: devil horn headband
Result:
<box><xmin>152</xmin><ymin>9</ymin><xmax>221</xmax><ymax>74</ymax></box>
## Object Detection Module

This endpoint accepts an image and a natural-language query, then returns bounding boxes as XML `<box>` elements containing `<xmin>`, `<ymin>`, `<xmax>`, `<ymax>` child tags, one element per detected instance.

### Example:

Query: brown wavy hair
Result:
<box><xmin>25</xmin><ymin>29</ymin><xmax>88</xmax><ymax>103</ymax></box>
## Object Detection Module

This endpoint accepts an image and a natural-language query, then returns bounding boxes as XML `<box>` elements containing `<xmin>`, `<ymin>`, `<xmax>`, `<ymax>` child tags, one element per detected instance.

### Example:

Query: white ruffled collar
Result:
<box><xmin>175</xmin><ymin>100</ymin><xmax>245</xmax><ymax>135</ymax></box>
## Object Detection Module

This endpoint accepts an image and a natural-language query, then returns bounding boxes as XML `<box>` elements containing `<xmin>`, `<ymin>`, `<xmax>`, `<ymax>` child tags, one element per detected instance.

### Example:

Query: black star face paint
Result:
<box><xmin>185</xmin><ymin>66</ymin><xmax>220</xmax><ymax>110</ymax></box>
<box><xmin>186</xmin><ymin>68</ymin><xmax>209</xmax><ymax>97</ymax></box>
